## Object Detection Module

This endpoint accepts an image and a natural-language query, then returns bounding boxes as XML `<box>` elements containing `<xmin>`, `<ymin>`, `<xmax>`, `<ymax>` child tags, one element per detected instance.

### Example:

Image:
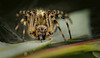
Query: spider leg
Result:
<box><xmin>23</xmin><ymin>11</ymin><xmax>37</xmax><ymax>41</ymax></box>
<box><xmin>29</xmin><ymin>10</ymin><xmax>38</xmax><ymax>35</ymax></box>
<box><xmin>57</xmin><ymin>11</ymin><xmax>72</xmax><ymax>39</ymax></box>
<box><xmin>39</xmin><ymin>35</ymin><xmax>42</xmax><ymax>42</ymax></box>
<box><xmin>52</xmin><ymin>18</ymin><xmax>66</xmax><ymax>41</ymax></box>
<box><xmin>16</xmin><ymin>10</ymin><xmax>29</xmax><ymax>17</ymax></box>
<box><xmin>47</xmin><ymin>35</ymin><xmax>51</xmax><ymax>40</ymax></box>
<box><xmin>45</xmin><ymin>12</ymin><xmax>51</xmax><ymax>33</ymax></box>
<box><xmin>16</xmin><ymin>10</ymin><xmax>22</xmax><ymax>22</ymax></box>
<box><xmin>44</xmin><ymin>11</ymin><xmax>54</xmax><ymax>40</ymax></box>
<box><xmin>16</xmin><ymin>10</ymin><xmax>30</xmax><ymax>25</ymax></box>
<box><xmin>15</xmin><ymin>13</ymin><xmax>29</xmax><ymax>41</ymax></box>
<box><xmin>54</xmin><ymin>26</ymin><xmax>57</xmax><ymax>33</ymax></box>
<box><xmin>15</xmin><ymin>18</ymin><xmax>24</xmax><ymax>31</ymax></box>
<box><xmin>16</xmin><ymin>10</ymin><xmax>25</xmax><ymax>24</ymax></box>
<box><xmin>23</xmin><ymin>21</ymin><xmax>27</xmax><ymax>42</ymax></box>
<box><xmin>15</xmin><ymin>10</ymin><xmax>37</xmax><ymax>41</ymax></box>
<box><xmin>46</xmin><ymin>32</ymin><xmax>51</xmax><ymax>40</ymax></box>
<box><xmin>15</xmin><ymin>10</ymin><xmax>30</xmax><ymax>30</ymax></box>
<box><xmin>56</xmin><ymin>10</ymin><xmax>72</xmax><ymax>24</ymax></box>
<box><xmin>64</xmin><ymin>18</ymin><xmax>72</xmax><ymax>39</ymax></box>
<box><xmin>22</xmin><ymin>15</ymin><xmax>28</xmax><ymax>42</ymax></box>
<box><xmin>61</xmin><ymin>11</ymin><xmax>72</xmax><ymax>24</ymax></box>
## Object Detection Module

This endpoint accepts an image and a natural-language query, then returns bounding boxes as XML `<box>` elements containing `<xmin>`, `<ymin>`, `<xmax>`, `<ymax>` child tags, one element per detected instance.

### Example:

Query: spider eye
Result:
<box><xmin>51</xmin><ymin>16</ymin><xmax>53</xmax><ymax>18</ymax></box>
<box><xmin>36</xmin><ymin>24</ymin><xmax>39</xmax><ymax>26</ymax></box>
<box><xmin>41</xmin><ymin>28</ymin><xmax>43</xmax><ymax>30</ymax></box>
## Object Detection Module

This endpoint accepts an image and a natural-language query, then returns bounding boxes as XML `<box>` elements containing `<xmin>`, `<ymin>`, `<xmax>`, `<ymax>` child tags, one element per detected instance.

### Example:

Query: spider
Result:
<box><xmin>15</xmin><ymin>9</ymin><xmax>72</xmax><ymax>42</ymax></box>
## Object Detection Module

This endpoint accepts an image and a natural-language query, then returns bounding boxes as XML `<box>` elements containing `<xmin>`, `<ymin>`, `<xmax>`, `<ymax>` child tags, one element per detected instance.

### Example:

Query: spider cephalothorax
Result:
<box><xmin>36</xmin><ymin>25</ymin><xmax>48</xmax><ymax>40</ymax></box>
<box><xmin>15</xmin><ymin>9</ymin><xmax>72</xmax><ymax>41</ymax></box>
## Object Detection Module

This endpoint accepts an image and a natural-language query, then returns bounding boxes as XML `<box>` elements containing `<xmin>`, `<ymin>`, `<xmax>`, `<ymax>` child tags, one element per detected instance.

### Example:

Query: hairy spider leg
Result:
<box><xmin>23</xmin><ymin>17</ymin><xmax>27</xmax><ymax>42</ymax></box>
<box><xmin>52</xmin><ymin>17</ymin><xmax>66</xmax><ymax>41</ymax></box>
<box><xmin>15</xmin><ymin>12</ymin><xmax>30</xmax><ymax>41</ymax></box>
<box><xmin>16</xmin><ymin>10</ymin><xmax>30</xmax><ymax>25</ymax></box>
<box><xmin>52</xmin><ymin>10</ymin><xmax>72</xmax><ymax>33</ymax></box>
<box><xmin>57</xmin><ymin>11</ymin><xmax>72</xmax><ymax>39</ymax></box>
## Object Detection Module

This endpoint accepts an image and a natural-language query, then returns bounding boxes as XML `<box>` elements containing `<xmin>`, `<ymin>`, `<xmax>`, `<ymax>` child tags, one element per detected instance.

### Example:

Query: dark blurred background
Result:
<box><xmin>0</xmin><ymin>0</ymin><xmax>100</xmax><ymax>43</ymax></box>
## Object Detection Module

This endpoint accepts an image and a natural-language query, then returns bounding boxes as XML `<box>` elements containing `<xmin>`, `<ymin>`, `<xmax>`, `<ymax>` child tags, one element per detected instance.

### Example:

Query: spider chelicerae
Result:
<box><xmin>15</xmin><ymin>9</ymin><xmax>72</xmax><ymax>42</ymax></box>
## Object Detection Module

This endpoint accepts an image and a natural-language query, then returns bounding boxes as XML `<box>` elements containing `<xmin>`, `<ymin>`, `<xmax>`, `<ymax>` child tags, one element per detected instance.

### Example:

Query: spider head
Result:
<box><xmin>36</xmin><ymin>25</ymin><xmax>47</xmax><ymax>40</ymax></box>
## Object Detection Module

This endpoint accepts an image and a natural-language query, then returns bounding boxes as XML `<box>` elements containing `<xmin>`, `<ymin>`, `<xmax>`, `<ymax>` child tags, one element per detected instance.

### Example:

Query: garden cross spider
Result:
<box><xmin>15</xmin><ymin>9</ymin><xmax>72</xmax><ymax>42</ymax></box>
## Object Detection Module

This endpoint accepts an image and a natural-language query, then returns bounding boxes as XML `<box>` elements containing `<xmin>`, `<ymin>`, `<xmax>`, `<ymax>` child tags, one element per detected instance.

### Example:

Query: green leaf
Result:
<box><xmin>92</xmin><ymin>51</ymin><xmax>100</xmax><ymax>58</ymax></box>
<box><xmin>0</xmin><ymin>39</ymin><xmax>53</xmax><ymax>58</ymax></box>
<box><xmin>23</xmin><ymin>39</ymin><xmax>100</xmax><ymax>58</ymax></box>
